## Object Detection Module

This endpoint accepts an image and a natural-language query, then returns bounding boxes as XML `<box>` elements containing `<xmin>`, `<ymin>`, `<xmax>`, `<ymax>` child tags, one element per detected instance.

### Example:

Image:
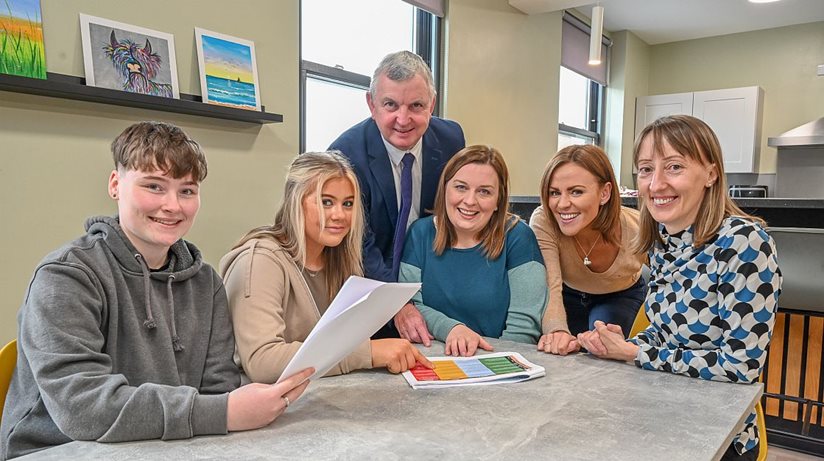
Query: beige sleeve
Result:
<box><xmin>223</xmin><ymin>249</ymin><xmax>302</xmax><ymax>384</ymax></box>
<box><xmin>223</xmin><ymin>248</ymin><xmax>372</xmax><ymax>383</ymax></box>
<box><xmin>332</xmin><ymin>341</ymin><xmax>373</xmax><ymax>376</ymax></box>
<box><xmin>529</xmin><ymin>207</ymin><xmax>570</xmax><ymax>335</ymax></box>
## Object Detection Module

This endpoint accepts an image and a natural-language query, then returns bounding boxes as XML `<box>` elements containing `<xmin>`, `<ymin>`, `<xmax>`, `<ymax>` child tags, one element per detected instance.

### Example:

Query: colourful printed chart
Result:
<box><xmin>402</xmin><ymin>352</ymin><xmax>545</xmax><ymax>389</ymax></box>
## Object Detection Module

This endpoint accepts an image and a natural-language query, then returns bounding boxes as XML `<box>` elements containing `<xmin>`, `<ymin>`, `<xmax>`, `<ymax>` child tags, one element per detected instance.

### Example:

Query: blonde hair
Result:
<box><xmin>539</xmin><ymin>144</ymin><xmax>621</xmax><ymax>247</ymax></box>
<box><xmin>234</xmin><ymin>151</ymin><xmax>364</xmax><ymax>299</ymax></box>
<box><xmin>632</xmin><ymin>115</ymin><xmax>762</xmax><ymax>253</ymax></box>
<box><xmin>432</xmin><ymin>145</ymin><xmax>517</xmax><ymax>259</ymax></box>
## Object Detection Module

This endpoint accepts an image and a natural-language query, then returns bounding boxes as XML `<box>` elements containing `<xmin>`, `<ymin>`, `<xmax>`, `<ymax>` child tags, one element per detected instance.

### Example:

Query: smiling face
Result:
<box><xmin>547</xmin><ymin>163</ymin><xmax>611</xmax><ymax>237</ymax></box>
<box><xmin>444</xmin><ymin>163</ymin><xmax>500</xmax><ymax>247</ymax></box>
<box><xmin>636</xmin><ymin>135</ymin><xmax>718</xmax><ymax>234</ymax></box>
<box><xmin>303</xmin><ymin>176</ymin><xmax>355</xmax><ymax>259</ymax></box>
<box><xmin>109</xmin><ymin>167</ymin><xmax>200</xmax><ymax>268</ymax></box>
<box><xmin>366</xmin><ymin>73</ymin><xmax>435</xmax><ymax>151</ymax></box>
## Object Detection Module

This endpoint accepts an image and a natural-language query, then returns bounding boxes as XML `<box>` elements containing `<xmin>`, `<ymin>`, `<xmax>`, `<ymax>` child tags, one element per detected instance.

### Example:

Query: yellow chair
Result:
<box><xmin>1</xmin><ymin>339</ymin><xmax>17</xmax><ymax>425</ymax></box>
<box><xmin>627</xmin><ymin>305</ymin><xmax>768</xmax><ymax>459</ymax></box>
<box><xmin>755</xmin><ymin>396</ymin><xmax>768</xmax><ymax>461</ymax></box>
<box><xmin>628</xmin><ymin>304</ymin><xmax>650</xmax><ymax>337</ymax></box>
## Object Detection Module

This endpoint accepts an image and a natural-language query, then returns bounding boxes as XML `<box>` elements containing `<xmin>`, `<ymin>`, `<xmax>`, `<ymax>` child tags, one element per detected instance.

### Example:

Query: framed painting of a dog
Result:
<box><xmin>194</xmin><ymin>28</ymin><xmax>261</xmax><ymax>111</ymax></box>
<box><xmin>79</xmin><ymin>14</ymin><xmax>179</xmax><ymax>98</ymax></box>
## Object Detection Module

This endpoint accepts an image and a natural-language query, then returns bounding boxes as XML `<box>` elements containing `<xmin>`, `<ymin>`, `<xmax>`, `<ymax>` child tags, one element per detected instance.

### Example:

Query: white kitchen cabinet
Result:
<box><xmin>634</xmin><ymin>92</ymin><xmax>693</xmax><ymax>136</ymax></box>
<box><xmin>635</xmin><ymin>86</ymin><xmax>764</xmax><ymax>173</ymax></box>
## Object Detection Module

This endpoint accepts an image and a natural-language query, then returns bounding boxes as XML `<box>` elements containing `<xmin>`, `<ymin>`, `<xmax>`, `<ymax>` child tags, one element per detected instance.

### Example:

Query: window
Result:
<box><xmin>557</xmin><ymin>66</ymin><xmax>604</xmax><ymax>148</ymax></box>
<box><xmin>558</xmin><ymin>12</ymin><xmax>609</xmax><ymax>149</ymax></box>
<box><xmin>300</xmin><ymin>0</ymin><xmax>439</xmax><ymax>152</ymax></box>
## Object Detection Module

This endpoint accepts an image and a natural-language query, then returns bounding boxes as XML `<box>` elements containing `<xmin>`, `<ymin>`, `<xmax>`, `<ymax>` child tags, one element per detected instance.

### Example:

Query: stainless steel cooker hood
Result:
<box><xmin>768</xmin><ymin>117</ymin><xmax>824</xmax><ymax>147</ymax></box>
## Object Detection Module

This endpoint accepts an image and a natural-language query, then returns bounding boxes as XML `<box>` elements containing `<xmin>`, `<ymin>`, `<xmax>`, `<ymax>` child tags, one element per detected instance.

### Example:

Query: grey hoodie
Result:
<box><xmin>1</xmin><ymin>216</ymin><xmax>240</xmax><ymax>459</ymax></box>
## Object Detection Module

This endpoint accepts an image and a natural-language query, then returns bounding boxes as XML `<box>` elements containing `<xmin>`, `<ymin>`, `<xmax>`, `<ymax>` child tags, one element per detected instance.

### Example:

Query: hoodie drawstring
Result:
<box><xmin>134</xmin><ymin>254</ymin><xmax>184</xmax><ymax>352</ymax></box>
<box><xmin>135</xmin><ymin>254</ymin><xmax>157</xmax><ymax>330</ymax></box>
<box><xmin>167</xmin><ymin>275</ymin><xmax>183</xmax><ymax>352</ymax></box>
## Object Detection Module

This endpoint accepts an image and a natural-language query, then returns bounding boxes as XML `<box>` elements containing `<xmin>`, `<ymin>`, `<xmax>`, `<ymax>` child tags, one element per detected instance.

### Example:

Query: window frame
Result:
<box><xmin>558</xmin><ymin>71</ymin><xmax>605</xmax><ymax>146</ymax></box>
<box><xmin>299</xmin><ymin>4</ymin><xmax>440</xmax><ymax>153</ymax></box>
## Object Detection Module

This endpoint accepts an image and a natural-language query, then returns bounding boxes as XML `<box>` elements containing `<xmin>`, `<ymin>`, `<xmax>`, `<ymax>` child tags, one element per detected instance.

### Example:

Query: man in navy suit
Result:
<box><xmin>330</xmin><ymin>51</ymin><xmax>465</xmax><ymax>343</ymax></box>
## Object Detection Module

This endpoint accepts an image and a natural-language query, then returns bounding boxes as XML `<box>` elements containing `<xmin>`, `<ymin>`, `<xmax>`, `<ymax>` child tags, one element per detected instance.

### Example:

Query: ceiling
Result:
<box><xmin>508</xmin><ymin>0</ymin><xmax>824</xmax><ymax>44</ymax></box>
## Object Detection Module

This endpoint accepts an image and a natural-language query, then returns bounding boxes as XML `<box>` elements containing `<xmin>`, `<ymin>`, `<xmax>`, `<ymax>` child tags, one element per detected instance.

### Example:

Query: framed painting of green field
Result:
<box><xmin>194</xmin><ymin>27</ymin><xmax>261</xmax><ymax>111</ymax></box>
<box><xmin>0</xmin><ymin>0</ymin><xmax>46</xmax><ymax>79</ymax></box>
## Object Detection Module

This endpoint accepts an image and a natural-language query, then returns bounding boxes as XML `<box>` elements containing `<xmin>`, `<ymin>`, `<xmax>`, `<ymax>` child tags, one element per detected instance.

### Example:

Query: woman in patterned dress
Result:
<box><xmin>577</xmin><ymin>115</ymin><xmax>781</xmax><ymax>461</ymax></box>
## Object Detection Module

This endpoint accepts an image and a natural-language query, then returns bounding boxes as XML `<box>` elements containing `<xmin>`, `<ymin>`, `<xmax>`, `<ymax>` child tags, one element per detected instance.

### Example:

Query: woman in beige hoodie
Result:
<box><xmin>220</xmin><ymin>151</ymin><xmax>430</xmax><ymax>384</ymax></box>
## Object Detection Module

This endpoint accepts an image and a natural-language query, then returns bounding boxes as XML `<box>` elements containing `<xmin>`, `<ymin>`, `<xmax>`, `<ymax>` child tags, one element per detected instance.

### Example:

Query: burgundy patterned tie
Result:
<box><xmin>392</xmin><ymin>153</ymin><xmax>415</xmax><ymax>280</ymax></box>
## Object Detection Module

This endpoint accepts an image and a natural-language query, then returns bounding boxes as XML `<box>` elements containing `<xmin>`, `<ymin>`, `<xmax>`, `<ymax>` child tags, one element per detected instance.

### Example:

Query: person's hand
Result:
<box><xmin>226</xmin><ymin>367</ymin><xmax>313</xmax><ymax>432</ymax></box>
<box><xmin>444</xmin><ymin>325</ymin><xmax>493</xmax><ymax>357</ymax></box>
<box><xmin>578</xmin><ymin>321</ymin><xmax>639</xmax><ymax>362</ymax></box>
<box><xmin>537</xmin><ymin>331</ymin><xmax>581</xmax><ymax>355</ymax></box>
<box><xmin>394</xmin><ymin>303</ymin><xmax>434</xmax><ymax>346</ymax></box>
<box><xmin>577</xmin><ymin>325</ymin><xmax>610</xmax><ymax>356</ymax></box>
<box><xmin>371</xmin><ymin>338</ymin><xmax>433</xmax><ymax>373</ymax></box>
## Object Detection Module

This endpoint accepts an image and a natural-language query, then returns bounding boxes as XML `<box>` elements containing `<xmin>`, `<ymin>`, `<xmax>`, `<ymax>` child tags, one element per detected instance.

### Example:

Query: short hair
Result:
<box><xmin>432</xmin><ymin>145</ymin><xmax>517</xmax><ymax>259</ymax></box>
<box><xmin>632</xmin><ymin>114</ymin><xmax>762</xmax><ymax>252</ymax></box>
<box><xmin>369</xmin><ymin>51</ymin><xmax>436</xmax><ymax>100</ymax></box>
<box><xmin>111</xmin><ymin>121</ymin><xmax>207</xmax><ymax>181</ymax></box>
<box><xmin>539</xmin><ymin>144</ymin><xmax>621</xmax><ymax>246</ymax></box>
<box><xmin>234</xmin><ymin>151</ymin><xmax>364</xmax><ymax>299</ymax></box>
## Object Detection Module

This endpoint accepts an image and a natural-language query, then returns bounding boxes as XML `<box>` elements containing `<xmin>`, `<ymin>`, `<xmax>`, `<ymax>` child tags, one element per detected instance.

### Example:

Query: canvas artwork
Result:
<box><xmin>0</xmin><ymin>0</ymin><xmax>46</xmax><ymax>79</ymax></box>
<box><xmin>79</xmin><ymin>14</ymin><xmax>179</xmax><ymax>98</ymax></box>
<box><xmin>195</xmin><ymin>27</ymin><xmax>261</xmax><ymax>111</ymax></box>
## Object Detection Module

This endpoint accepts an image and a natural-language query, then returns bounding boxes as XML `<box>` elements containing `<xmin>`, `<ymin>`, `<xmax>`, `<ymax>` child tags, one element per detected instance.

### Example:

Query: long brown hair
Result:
<box><xmin>538</xmin><ymin>144</ymin><xmax>621</xmax><ymax>246</ymax></box>
<box><xmin>432</xmin><ymin>145</ymin><xmax>517</xmax><ymax>259</ymax></box>
<box><xmin>233</xmin><ymin>151</ymin><xmax>364</xmax><ymax>299</ymax></box>
<box><xmin>632</xmin><ymin>115</ymin><xmax>762</xmax><ymax>253</ymax></box>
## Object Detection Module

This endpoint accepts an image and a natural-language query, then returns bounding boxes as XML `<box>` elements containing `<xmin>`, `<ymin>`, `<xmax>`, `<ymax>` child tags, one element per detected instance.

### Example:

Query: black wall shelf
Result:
<box><xmin>0</xmin><ymin>72</ymin><xmax>283</xmax><ymax>124</ymax></box>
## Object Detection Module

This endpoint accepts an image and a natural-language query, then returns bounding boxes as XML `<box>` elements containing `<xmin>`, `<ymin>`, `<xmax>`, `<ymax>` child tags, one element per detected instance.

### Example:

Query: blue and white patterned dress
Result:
<box><xmin>629</xmin><ymin>216</ymin><xmax>782</xmax><ymax>455</ymax></box>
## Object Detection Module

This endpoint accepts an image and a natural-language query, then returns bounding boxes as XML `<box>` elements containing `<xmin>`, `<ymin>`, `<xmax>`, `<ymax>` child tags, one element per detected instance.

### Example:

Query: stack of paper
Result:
<box><xmin>402</xmin><ymin>352</ymin><xmax>545</xmax><ymax>389</ymax></box>
<box><xmin>277</xmin><ymin>276</ymin><xmax>421</xmax><ymax>383</ymax></box>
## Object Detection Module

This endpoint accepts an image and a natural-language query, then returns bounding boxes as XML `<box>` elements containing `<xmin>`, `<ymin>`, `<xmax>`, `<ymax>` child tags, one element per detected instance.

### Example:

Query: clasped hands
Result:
<box><xmin>539</xmin><ymin>321</ymin><xmax>639</xmax><ymax>363</ymax></box>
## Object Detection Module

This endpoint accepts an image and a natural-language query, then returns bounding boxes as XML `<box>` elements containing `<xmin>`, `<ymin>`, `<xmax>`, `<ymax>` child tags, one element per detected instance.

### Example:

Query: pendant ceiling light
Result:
<box><xmin>588</xmin><ymin>5</ymin><xmax>604</xmax><ymax>65</ymax></box>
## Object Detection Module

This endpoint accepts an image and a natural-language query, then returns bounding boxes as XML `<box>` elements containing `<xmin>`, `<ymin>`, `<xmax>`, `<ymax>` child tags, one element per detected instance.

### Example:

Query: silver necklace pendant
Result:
<box><xmin>583</xmin><ymin>256</ymin><xmax>592</xmax><ymax>266</ymax></box>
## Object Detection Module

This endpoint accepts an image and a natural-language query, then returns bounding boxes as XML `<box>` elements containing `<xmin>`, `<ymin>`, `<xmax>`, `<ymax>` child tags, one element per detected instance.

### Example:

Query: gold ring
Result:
<box><xmin>282</xmin><ymin>396</ymin><xmax>290</xmax><ymax>407</ymax></box>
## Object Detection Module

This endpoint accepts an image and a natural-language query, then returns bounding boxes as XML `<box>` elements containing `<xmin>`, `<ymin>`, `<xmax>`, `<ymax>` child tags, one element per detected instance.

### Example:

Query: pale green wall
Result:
<box><xmin>646</xmin><ymin>21</ymin><xmax>824</xmax><ymax>174</ymax></box>
<box><xmin>605</xmin><ymin>30</ymin><xmax>650</xmax><ymax>187</ymax></box>
<box><xmin>444</xmin><ymin>0</ymin><xmax>562</xmax><ymax>195</ymax></box>
<box><xmin>0</xmin><ymin>0</ymin><xmax>300</xmax><ymax>343</ymax></box>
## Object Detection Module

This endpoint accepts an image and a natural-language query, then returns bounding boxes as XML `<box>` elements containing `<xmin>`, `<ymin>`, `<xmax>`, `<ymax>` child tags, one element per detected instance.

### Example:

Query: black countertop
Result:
<box><xmin>509</xmin><ymin>196</ymin><xmax>824</xmax><ymax>229</ymax></box>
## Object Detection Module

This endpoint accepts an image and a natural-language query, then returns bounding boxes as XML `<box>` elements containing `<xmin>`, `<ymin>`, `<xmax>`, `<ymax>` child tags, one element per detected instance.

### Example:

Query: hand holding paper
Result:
<box><xmin>277</xmin><ymin>276</ymin><xmax>422</xmax><ymax>383</ymax></box>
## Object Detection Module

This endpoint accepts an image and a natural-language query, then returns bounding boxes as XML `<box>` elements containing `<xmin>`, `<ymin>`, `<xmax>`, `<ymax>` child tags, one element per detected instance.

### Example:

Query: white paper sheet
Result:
<box><xmin>277</xmin><ymin>276</ymin><xmax>421</xmax><ymax>383</ymax></box>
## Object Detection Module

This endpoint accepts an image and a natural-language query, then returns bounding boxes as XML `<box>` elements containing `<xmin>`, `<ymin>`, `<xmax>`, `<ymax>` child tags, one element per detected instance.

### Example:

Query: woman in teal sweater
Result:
<box><xmin>399</xmin><ymin>145</ymin><xmax>547</xmax><ymax>356</ymax></box>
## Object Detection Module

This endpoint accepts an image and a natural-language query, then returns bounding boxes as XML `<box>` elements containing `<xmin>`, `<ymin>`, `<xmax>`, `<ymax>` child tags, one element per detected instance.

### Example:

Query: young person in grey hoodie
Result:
<box><xmin>1</xmin><ymin>121</ymin><xmax>313</xmax><ymax>460</ymax></box>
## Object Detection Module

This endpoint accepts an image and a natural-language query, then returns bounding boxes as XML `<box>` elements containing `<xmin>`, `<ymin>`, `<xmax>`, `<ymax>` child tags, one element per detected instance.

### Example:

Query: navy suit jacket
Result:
<box><xmin>330</xmin><ymin>117</ymin><xmax>465</xmax><ymax>282</ymax></box>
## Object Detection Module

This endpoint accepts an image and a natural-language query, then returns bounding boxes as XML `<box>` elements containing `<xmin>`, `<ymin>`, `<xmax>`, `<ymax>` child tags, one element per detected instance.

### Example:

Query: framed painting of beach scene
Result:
<box><xmin>0</xmin><ymin>0</ymin><xmax>46</xmax><ymax>79</ymax></box>
<box><xmin>79</xmin><ymin>14</ymin><xmax>179</xmax><ymax>98</ymax></box>
<box><xmin>195</xmin><ymin>27</ymin><xmax>261</xmax><ymax>111</ymax></box>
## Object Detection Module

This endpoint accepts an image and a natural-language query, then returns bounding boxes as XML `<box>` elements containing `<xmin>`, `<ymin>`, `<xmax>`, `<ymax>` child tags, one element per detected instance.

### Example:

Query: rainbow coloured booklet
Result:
<box><xmin>402</xmin><ymin>352</ymin><xmax>545</xmax><ymax>389</ymax></box>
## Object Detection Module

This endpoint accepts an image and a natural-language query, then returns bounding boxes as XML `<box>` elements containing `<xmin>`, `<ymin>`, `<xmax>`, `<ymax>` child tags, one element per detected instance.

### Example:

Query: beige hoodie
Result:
<box><xmin>219</xmin><ymin>237</ymin><xmax>372</xmax><ymax>384</ymax></box>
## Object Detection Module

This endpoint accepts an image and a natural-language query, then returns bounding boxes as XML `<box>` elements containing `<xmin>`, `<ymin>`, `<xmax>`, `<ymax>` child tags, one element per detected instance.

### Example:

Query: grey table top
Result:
<box><xmin>20</xmin><ymin>338</ymin><xmax>761</xmax><ymax>461</ymax></box>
